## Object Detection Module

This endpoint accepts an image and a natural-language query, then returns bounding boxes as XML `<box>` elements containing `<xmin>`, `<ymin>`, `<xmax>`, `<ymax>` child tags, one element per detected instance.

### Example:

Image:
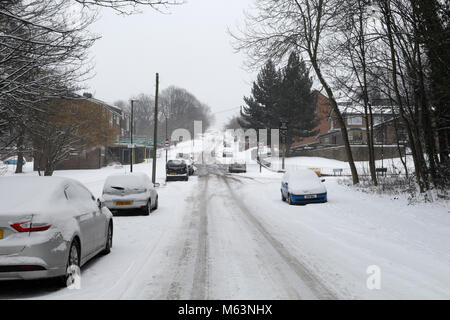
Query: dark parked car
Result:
<box><xmin>166</xmin><ymin>160</ymin><xmax>189</xmax><ymax>182</ymax></box>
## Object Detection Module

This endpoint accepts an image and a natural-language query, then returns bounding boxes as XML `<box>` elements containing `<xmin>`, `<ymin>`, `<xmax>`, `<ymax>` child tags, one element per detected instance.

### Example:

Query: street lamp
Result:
<box><xmin>130</xmin><ymin>99</ymin><xmax>138</xmax><ymax>173</ymax></box>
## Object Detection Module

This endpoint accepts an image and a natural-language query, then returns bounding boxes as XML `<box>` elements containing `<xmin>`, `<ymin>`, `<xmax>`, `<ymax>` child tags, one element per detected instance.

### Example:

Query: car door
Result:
<box><xmin>65</xmin><ymin>183</ymin><xmax>97</xmax><ymax>258</ymax></box>
<box><xmin>75</xmin><ymin>182</ymin><xmax>107</xmax><ymax>253</ymax></box>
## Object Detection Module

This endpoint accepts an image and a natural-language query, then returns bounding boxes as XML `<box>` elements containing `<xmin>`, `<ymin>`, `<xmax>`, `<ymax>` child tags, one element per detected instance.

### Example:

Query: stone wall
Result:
<box><xmin>288</xmin><ymin>145</ymin><xmax>405</xmax><ymax>161</ymax></box>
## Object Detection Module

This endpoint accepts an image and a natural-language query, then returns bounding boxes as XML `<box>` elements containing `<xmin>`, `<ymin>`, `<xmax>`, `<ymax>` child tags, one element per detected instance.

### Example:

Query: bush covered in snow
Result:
<box><xmin>339</xmin><ymin>174</ymin><xmax>449</xmax><ymax>204</ymax></box>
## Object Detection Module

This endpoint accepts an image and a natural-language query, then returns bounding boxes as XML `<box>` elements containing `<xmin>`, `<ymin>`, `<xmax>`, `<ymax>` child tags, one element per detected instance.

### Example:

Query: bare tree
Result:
<box><xmin>0</xmin><ymin>0</ymin><xmax>97</xmax><ymax>161</ymax></box>
<box><xmin>74</xmin><ymin>0</ymin><xmax>183</xmax><ymax>14</ymax></box>
<box><xmin>232</xmin><ymin>0</ymin><xmax>360</xmax><ymax>184</ymax></box>
<box><xmin>329</xmin><ymin>0</ymin><xmax>379</xmax><ymax>185</ymax></box>
<box><xmin>33</xmin><ymin>98</ymin><xmax>119</xmax><ymax>176</ymax></box>
<box><xmin>159</xmin><ymin>86</ymin><xmax>214</xmax><ymax>138</ymax></box>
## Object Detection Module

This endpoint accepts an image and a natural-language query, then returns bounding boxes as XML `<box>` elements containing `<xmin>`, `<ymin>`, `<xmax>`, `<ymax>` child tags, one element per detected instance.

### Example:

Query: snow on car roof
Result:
<box><xmin>104</xmin><ymin>173</ymin><xmax>149</xmax><ymax>189</ymax></box>
<box><xmin>0</xmin><ymin>176</ymin><xmax>72</xmax><ymax>214</ymax></box>
<box><xmin>285</xmin><ymin>169</ymin><xmax>319</xmax><ymax>180</ymax></box>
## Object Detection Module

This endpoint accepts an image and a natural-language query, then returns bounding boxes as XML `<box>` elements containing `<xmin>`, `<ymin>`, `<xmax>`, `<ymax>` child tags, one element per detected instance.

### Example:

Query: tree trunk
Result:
<box><xmin>311</xmin><ymin>60</ymin><xmax>359</xmax><ymax>184</ymax></box>
<box><xmin>438</xmin><ymin>129</ymin><xmax>449</xmax><ymax>163</ymax></box>
<box><xmin>15</xmin><ymin>131</ymin><xmax>24</xmax><ymax>174</ymax></box>
<box><xmin>380</xmin><ymin>0</ymin><xmax>427</xmax><ymax>191</ymax></box>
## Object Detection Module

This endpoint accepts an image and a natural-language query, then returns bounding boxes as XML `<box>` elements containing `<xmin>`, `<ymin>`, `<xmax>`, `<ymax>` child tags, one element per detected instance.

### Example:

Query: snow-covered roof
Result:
<box><xmin>337</xmin><ymin>104</ymin><xmax>398</xmax><ymax>115</ymax></box>
<box><xmin>71</xmin><ymin>94</ymin><xmax>122</xmax><ymax>116</ymax></box>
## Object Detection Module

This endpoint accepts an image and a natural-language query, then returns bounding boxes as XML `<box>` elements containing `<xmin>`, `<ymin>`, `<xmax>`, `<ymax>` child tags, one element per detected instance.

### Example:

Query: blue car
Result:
<box><xmin>3</xmin><ymin>157</ymin><xmax>26</xmax><ymax>165</ymax></box>
<box><xmin>281</xmin><ymin>169</ymin><xmax>327</xmax><ymax>205</ymax></box>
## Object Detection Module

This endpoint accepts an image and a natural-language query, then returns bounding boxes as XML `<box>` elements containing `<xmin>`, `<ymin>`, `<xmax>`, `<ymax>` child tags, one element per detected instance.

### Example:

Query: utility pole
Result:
<box><xmin>130</xmin><ymin>99</ymin><xmax>135</xmax><ymax>173</ymax></box>
<box><xmin>152</xmin><ymin>73</ymin><xmax>159</xmax><ymax>185</ymax></box>
<box><xmin>165</xmin><ymin>113</ymin><xmax>168</xmax><ymax>166</ymax></box>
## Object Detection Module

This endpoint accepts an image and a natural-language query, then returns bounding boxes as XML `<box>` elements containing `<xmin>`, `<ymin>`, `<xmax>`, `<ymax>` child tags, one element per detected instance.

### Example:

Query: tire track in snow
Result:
<box><xmin>221</xmin><ymin>176</ymin><xmax>337</xmax><ymax>300</ymax></box>
<box><xmin>191</xmin><ymin>176</ymin><xmax>210</xmax><ymax>300</ymax></box>
<box><xmin>166</xmin><ymin>176</ymin><xmax>210</xmax><ymax>300</ymax></box>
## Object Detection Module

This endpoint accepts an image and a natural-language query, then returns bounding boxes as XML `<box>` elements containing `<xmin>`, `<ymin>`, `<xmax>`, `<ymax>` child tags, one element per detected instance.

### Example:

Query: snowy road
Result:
<box><xmin>1</xmin><ymin>160</ymin><xmax>449</xmax><ymax>300</ymax></box>
<box><xmin>152</xmin><ymin>169</ymin><xmax>336</xmax><ymax>300</ymax></box>
<box><xmin>0</xmin><ymin>167</ymin><xmax>334</xmax><ymax>299</ymax></box>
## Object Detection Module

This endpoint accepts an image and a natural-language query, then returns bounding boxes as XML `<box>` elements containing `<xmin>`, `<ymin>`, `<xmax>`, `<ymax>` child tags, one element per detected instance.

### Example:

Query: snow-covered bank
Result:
<box><xmin>239</xmin><ymin>165</ymin><xmax>450</xmax><ymax>299</ymax></box>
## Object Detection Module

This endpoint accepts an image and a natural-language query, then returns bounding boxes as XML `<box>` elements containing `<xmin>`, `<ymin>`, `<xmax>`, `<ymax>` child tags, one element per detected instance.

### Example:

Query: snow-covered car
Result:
<box><xmin>229</xmin><ymin>162</ymin><xmax>247</xmax><ymax>173</ymax></box>
<box><xmin>2</xmin><ymin>157</ymin><xmax>26</xmax><ymax>165</ymax></box>
<box><xmin>107</xmin><ymin>161</ymin><xmax>123</xmax><ymax>169</ymax></box>
<box><xmin>0</xmin><ymin>176</ymin><xmax>113</xmax><ymax>284</ymax></box>
<box><xmin>281</xmin><ymin>169</ymin><xmax>327</xmax><ymax>205</ymax></box>
<box><xmin>102</xmin><ymin>172</ymin><xmax>158</xmax><ymax>216</ymax></box>
<box><xmin>166</xmin><ymin>160</ymin><xmax>189</xmax><ymax>182</ymax></box>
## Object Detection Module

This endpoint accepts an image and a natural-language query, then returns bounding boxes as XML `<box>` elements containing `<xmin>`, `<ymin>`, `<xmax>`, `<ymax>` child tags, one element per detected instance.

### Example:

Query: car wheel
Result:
<box><xmin>143</xmin><ymin>200</ymin><xmax>151</xmax><ymax>216</ymax></box>
<box><xmin>57</xmin><ymin>239</ymin><xmax>80</xmax><ymax>287</ymax></box>
<box><xmin>153</xmin><ymin>196</ymin><xmax>159</xmax><ymax>210</ymax></box>
<box><xmin>102</xmin><ymin>222</ymin><xmax>113</xmax><ymax>255</ymax></box>
<box><xmin>281</xmin><ymin>191</ymin><xmax>286</xmax><ymax>202</ymax></box>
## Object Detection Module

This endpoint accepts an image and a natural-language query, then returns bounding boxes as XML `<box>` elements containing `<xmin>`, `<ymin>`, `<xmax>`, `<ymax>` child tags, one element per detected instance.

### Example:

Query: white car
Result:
<box><xmin>281</xmin><ymin>169</ymin><xmax>327</xmax><ymax>205</ymax></box>
<box><xmin>102</xmin><ymin>173</ymin><xmax>158</xmax><ymax>216</ymax></box>
<box><xmin>0</xmin><ymin>176</ymin><xmax>113</xmax><ymax>283</ymax></box>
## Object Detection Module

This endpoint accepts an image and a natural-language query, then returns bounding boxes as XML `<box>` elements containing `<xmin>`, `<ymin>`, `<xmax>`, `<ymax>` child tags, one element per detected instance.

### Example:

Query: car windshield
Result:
<box><xmin>168</xmin><ymin>160</ymin><xmax>185</xmax><ymax>166</ymax></box>
<box><xmin>103</xmin><ymin>175</ymin><xmax>147</xmax><ymax>194</ymax></box>
<box><xmin>286</xmin><ymin>170</ymin><xmax>321</xmax><ymax>187</ymax></box>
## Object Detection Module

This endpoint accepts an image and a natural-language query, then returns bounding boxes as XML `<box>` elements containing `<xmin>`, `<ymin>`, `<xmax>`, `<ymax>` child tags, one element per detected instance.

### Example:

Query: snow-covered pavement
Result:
<box><xmin>0</xmin><ymin>157</ymin><xmax>449</xmax><ymax>300</ymax></box>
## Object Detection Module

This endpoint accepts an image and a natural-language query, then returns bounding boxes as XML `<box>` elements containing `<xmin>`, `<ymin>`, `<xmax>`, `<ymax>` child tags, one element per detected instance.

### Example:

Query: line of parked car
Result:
<box><xmin>0</xmin><ymin>171</ymin><xmax>159</xmax><ymax>286</ymax></box>
<box><xmin>166</xmin><ymin>153</ymin><xmax>195</xmax><ymax>182</ymax></box>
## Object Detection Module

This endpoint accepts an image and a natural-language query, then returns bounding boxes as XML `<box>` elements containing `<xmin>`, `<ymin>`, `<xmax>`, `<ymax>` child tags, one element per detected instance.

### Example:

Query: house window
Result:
<box><xmin>373</xmin><ymin>116</ymin><xmax>383</xmax><ymax>125</ymax></box>
<box><xmin>350</xmin><ymin>131</ymin><xmax>363</xmax><ymax>142</ymax></box>
<box><xmin>348</xmin><ymin>116</ymin><xmax>363</xmax><ymax>125</ymax></box>
<box><xmin>324</xmin><ymin>137</ymin><xmax>330</xmax><ymax>144</ymax></box>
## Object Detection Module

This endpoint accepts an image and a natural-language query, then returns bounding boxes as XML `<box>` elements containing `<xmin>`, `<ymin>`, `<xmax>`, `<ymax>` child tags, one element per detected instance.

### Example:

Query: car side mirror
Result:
<box><xmin>321</xmin><ymin>179</ymin><xmax>326</xmax><ymax>183</ymax></box>
<box><xmin>154</xmin><ymin>183</ymin><xmax>160</xmax><ymax>188</ymax></box>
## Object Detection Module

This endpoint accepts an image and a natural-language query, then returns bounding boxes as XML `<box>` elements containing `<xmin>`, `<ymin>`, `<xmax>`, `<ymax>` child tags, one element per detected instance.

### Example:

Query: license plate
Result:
<box><xmin>0</xmin><ymin>229</ymin><xmax>3</xmax><ymax>239</ymax></box>
<box><xmin>304</xmin><ymin>195</ymin><xmax>317</xmax><ymax>199</ymax></box>
<box><xmin>116</xmin><ymin>201</ymin><xmax>132</xmax><ymax>206</ymax></box>
<box><xmin>168</xmin><ymin>173</ymin><xmax>177</xmax><ymax>175</ymax></box>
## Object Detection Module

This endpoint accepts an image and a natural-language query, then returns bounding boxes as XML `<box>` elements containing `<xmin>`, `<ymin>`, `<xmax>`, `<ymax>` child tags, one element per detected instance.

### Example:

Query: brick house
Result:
<box><xmin>292</xmin><ymin>91</ymin><xmax>333</xmax><ymax>148</ymax></box>
<box><xmin>33</xmin><ymin>93</ymin><xmax>151</xmax><ymax>171</ymax></box>
<box><xmin>290</xmin><ymin>92</ymin><xmax>408</xmax><ymax>161</ymax></box>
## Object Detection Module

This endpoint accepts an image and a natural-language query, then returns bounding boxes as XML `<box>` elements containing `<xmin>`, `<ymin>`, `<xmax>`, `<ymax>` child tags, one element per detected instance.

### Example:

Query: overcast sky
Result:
<box><xmin>84</xmin><ymin>0</ymin><xmax>256</xmax><ymax>129</ymax></box>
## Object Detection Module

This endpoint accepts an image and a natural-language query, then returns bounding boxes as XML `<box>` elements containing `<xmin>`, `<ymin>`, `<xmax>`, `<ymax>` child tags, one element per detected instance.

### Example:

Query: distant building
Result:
<box><xmin>290</xmin><ymin>92</ymin><xmax>408</xmax><ymax>161</ymax></box>
<box><xmin>33</xmin><ymin>93</ymin><xmax>150</xmax><ymax>171</ymax></box>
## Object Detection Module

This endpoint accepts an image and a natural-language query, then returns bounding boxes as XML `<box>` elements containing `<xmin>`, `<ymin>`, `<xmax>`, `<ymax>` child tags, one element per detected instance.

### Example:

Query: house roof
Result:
<box><xmin>71</xmin><ymin>94</ymin><xmax>123</xmax><ymax>116</ymax></box>
<box><xmin>337</xmin><ymin>104</ymin><xmax>398</xmax><ymax>115</ymax></box>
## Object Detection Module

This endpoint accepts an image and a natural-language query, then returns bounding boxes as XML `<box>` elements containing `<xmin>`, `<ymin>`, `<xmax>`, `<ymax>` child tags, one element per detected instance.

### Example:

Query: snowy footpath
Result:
<box><xmin>0</xmin><ymin>159</ymin><xmax>449</xmax><ymax>300</ymax></box>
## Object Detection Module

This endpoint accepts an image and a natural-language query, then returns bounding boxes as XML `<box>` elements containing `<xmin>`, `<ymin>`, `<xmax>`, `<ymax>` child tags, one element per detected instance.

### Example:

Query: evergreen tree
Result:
<box><xmin>239</xmin><ymin>60</ymin><xmax>282</xmax><ymax>130</ymax></box>
<box><xmin>279</xmin><ymin>52</ymin><xmax>318</xmax><ymax>149</ymax></box>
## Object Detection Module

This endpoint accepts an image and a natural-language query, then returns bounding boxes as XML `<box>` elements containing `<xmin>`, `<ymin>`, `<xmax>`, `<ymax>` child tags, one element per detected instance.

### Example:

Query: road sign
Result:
<box><xmin>127</xmin><ymin>144</ymin><xmax>136</xmax><ymax>149</ymax></box>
